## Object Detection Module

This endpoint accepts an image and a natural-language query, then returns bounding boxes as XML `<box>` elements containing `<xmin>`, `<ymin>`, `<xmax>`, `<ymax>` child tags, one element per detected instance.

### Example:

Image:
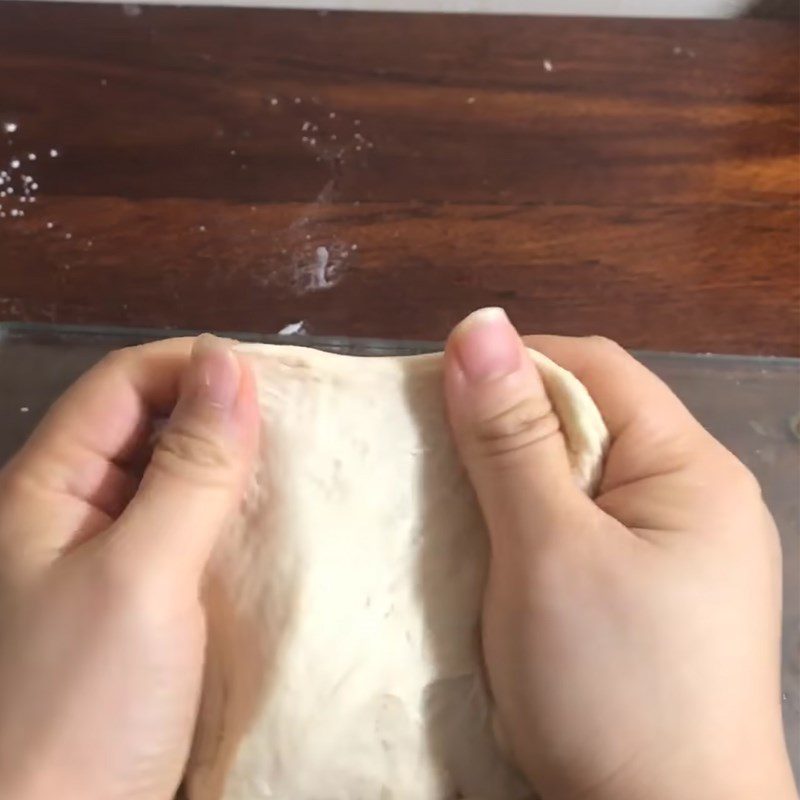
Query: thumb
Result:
<box><xmin>111</xmin><ymin>334</ymin><xmax>259</xmax><ymax>585</ymax></box>
<box><xmin>444</xmin><ymin>308</ymin><xmax>592</xmax><ymax>552</ymax></box>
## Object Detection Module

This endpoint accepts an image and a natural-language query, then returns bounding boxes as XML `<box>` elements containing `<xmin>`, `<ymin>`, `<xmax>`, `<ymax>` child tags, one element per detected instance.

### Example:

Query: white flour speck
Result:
<box><xmin>294</xmin><ymin>97</ymin><xmax>302</xmax><ymax>104</ymax></box>
<box><xmin>278</xmin><ymin>320</ymin><xmax>307</xmax><ymax>336</ymax></box>
<box><xmin>467</xmin><ymin>96</ymin><xmax>476</xmax><ymax>104</ymax></box>
<box><xmin>270</xmin><ymin>97</ymin><xmax>279</xmax><ymax>106</ymax></box>
<box><xmin>46</xmin><ymin>221</ymin><xmax>53</xmax><ymax>229</ymax></box>
<box><xmin>27</xmin><ymin>153</ymin><xmax>36</xmax><ymax>161</ymax></box>
<box><xmin>329</xmin><ymin>112</ymin><xmax>336</xmax><ymax>119</ymax></box>
<box><xmin>3</xmin><ymin>122</ymin><xmax>18</xmax><ymax>134</ymax></box>
<box><xmin>49</xmin><ymin>149</ymin><xmax>59</xmax><ymax>158</ymax></box>
<box><xmin>65</xmin><ymin>232</ymin><xmax>72</xmax><ymax>239</ymax></box>
<box><xmin>543</xmin><ymin>59</ymin><xmax>553</xmax><ymax>72</ymax></box>
<box><xmin>123</xmin><ymin>3</ymin><xmax>142</xmax><ymax>16</ymax></box>
<box><xmin>19</xmin><ymin>406</ymin><xmax>29</xmax><ymax>413</ymax></box>
<box><xmin>9</xmin><ymin>159</ymin><xmax>20</xmax><ymax>169</ymax></box>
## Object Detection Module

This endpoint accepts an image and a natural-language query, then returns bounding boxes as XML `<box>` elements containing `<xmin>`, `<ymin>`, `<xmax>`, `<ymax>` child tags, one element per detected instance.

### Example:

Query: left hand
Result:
<box><xmin>0</xmin><ymin>335</ymin><xmax>260</xmax><ymax>800</ymax></box>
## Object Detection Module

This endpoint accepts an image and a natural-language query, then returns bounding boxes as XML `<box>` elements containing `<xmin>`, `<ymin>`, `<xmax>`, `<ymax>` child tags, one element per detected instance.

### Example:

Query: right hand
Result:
<box><xmin>443</xmin><ymin>308</ymin><xmax>797</xmax><ymax>800</ymax></box>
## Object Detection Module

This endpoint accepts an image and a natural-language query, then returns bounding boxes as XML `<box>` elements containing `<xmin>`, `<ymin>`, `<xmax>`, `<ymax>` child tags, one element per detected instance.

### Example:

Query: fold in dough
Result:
<box><xmin>186</xmin><ymin>345</ymin><xmax>609</xmax><ymax>800</ymax></box>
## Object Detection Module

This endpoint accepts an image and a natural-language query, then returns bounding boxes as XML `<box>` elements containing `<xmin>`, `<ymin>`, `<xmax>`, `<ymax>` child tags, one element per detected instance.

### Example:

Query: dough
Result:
<box><xmin>186</xmin><ymin>345</ymin><xmax>608</xmax><ymax>800</ymax></box>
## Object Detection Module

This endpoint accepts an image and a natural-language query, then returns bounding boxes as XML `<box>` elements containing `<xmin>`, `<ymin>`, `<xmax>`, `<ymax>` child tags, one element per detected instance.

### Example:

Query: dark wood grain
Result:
<box><xmin>0</xmin><ymin>4</ymin><xmax>798</xmax><ymax>353</ymax></box>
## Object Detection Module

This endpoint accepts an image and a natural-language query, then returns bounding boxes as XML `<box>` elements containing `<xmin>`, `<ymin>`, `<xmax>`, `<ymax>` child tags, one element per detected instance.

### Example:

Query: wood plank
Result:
<box><xmin>1</xmin><ymin>198</ymin><xmax>797</xmax><ymax>352</ymax></box>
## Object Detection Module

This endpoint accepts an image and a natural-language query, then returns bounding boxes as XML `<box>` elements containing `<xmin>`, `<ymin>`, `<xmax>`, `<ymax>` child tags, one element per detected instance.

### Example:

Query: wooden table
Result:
<box><xmin>0</xmin><ymin>3</ymin><xmax>797</xmax><ymax>354</ymax></box>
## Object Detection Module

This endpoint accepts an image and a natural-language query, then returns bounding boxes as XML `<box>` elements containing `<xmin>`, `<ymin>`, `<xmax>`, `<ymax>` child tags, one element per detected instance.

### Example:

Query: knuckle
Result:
<box><xmin>727</xmin><ymin>458</ymin><xmax>763</xmax><ymax>502</ymax></box>
<box><xmin>704</xmin><ymin>438</ymin><xmax>763</xmax><ymax>502</ymax></box>
<box><xmin>473</xmin><ymin>395</ymin><xmax>561</xmax><ymax>460</ymax></box>
<box><xmin>586</xmin><ymin>335</ymin><xmax>626</xmax><ymax>357</ymax></box>
<box><xmin>151</xmin><ymin>423</ymin><xmax>235</xmax><ymax>483</ymax></box>
<box><xmin>98</xmin><ymin>345</ymin><xmax>136</xmax><ymax>372</ymax></box>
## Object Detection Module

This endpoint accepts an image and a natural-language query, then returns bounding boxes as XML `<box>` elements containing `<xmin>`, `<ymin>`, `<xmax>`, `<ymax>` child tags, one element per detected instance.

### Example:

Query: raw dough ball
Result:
<box><xmin>186</xmin><ymin>345</ymin><xmax>608</xmax><ymax>800</ymax></box>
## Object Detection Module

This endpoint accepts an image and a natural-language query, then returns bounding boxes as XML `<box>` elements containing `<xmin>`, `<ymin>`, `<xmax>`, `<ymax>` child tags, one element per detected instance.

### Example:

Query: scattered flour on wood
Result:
<box><xmin>288</xmin><ymin>240</ymin><xmax>353</xmax><ymax>293</ymax></box>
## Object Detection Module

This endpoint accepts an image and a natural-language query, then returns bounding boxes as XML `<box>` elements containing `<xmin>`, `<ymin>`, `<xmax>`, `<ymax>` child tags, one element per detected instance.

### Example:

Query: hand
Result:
<box><xmin>0</xmin><ymin>335</ymin><xmax>259</xmax><ymax>800</ymax></box>
<box><xmin>443</xmin><ymin>308</ymin><xmax>797</xmax><ymax>800</ymax></box>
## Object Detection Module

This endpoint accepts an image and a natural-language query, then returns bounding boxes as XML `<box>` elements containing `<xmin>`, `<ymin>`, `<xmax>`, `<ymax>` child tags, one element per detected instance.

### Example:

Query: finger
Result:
<box><xmin>444</xmin><ymin>308</ymin><xmax>595</xmax><ymax>555</ymax></box>
<box><xmin>77</xmin><ymin>462</ymin><xmax>140</xmax><ymax>522</ymax></box>
<box><xmin>520</xmin><ymin>335</ymin><xmax>735</xmax><ymax>538</ymax></box>
<box><xmin>520</xmin><ymin>335</ymin><xmax>711</xmax><ymax>494</ymax></box>
<box><xmin>7</xmin><ymin>337</ymin><xmax>194</xmax><ymax>493</ymax></box>
<box><xmin>0</xmin><ymin>339</ymin><xmax>195</xmax><ymax>574</ymax></box>
<box><xmin>109</xmin><ymin>335</ymin><xmax>260</xmax><ymax>588</ymax></box>
<box><xmin>520</xmin><ymin>335</ymin><xmax>701</xmax><ymax>441</ymax></box>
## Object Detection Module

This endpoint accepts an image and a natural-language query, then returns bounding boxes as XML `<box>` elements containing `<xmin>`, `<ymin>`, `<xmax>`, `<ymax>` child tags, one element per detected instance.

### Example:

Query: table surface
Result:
<box><xmin>0</xmin><ymin>3</ymin><xmax>798</xmax><ymax>353</ymax></box>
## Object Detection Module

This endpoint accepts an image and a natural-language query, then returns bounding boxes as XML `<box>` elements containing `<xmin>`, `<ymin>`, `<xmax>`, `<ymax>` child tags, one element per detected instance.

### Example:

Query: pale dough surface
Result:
<box><xmin>186</xmin><ymin>345</ymin><xmax>608</xmax><ymax>800</ymax></box>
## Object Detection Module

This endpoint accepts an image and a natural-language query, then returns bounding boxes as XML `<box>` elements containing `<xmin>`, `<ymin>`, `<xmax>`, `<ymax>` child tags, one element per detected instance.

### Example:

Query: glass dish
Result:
<box><xmin>1</xmin><ymin>321</ymin><xmax>798</xmax><ymax>777</ymax></box>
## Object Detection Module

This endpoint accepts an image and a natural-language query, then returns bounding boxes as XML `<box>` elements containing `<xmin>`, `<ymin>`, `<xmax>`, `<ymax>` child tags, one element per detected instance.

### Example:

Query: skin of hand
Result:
<box><xmin>0</xmin><ymin>335</ymin><xmax>260</xmax><ymax>800</ymax></box>
<box><xmin>443</xmin><ymin>308</ymin><xmax>797</xmax><ymax>800</ymax></box>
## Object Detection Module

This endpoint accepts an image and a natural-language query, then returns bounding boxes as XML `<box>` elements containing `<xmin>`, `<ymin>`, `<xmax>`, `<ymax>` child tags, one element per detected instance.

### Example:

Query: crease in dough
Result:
<box><xmin>187</xmin><ymin>345</ymin><xmax>609</xmax><ymax>800</ymax></box>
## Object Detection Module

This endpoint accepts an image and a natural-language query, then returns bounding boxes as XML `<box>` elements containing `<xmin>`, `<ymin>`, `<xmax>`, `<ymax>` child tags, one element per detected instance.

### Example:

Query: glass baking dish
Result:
<box><xmin>0</xmin><ymin>320</ymin><xmax>798</xmax><ymax>778</ymax></box>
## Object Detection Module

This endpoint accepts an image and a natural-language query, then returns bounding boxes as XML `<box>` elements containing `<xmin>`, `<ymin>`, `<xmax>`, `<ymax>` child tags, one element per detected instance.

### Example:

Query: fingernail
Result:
<box><xmin>184</xmin><ymin>334</ymin><xmax>241</xmax><ymax>413</ymax></box>
<box><xmin>452</xmin><ymin>307</ymin><xmax>522</xmax><ymax>383</ymax></box>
